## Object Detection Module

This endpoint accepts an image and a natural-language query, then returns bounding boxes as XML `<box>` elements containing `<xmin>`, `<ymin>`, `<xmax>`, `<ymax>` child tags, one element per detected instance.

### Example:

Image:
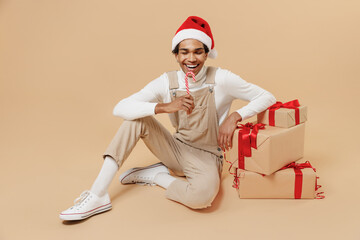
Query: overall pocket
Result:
<box><xmin>187</xmin><ymin>105</ymin><xmax>208</xmax><ymax>133</ymax></box>
<box><xmin>178</xmin><ymin>105</ymin><xmax>208</xmax><ymax>134</ymax></box>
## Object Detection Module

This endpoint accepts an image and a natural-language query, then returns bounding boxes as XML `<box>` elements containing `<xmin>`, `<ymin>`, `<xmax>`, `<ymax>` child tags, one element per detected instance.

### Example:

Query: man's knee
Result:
<box><xmin>121</xmin><ymin>116</ymin><xmax>155</xmax><ymax>134</ymax></box>
<box><xmin>185</xmin><ymin>178</ymin><xmax>220</xmax><ymax>209</ymax></box>
<box><xmin>122</xmin><ymin>116</ymin><xmax>152</xmax><ymax>126</ymax></box>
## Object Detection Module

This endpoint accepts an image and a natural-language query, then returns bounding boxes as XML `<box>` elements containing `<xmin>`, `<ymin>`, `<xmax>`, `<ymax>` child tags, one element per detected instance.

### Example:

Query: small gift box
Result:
<box><xmin>257</xmin><ymin>99</ymin><xmax>307</xmax><ymax>128</ymax></box>
<box><xmin>233</xmin><ymin>160</ymin><xmax>321</xmax><ymax>199</ymax></box>
<box><xmin>227</xmin><ymin>122</ymin><xmax>305</xmax><ymax>175</ymax></box>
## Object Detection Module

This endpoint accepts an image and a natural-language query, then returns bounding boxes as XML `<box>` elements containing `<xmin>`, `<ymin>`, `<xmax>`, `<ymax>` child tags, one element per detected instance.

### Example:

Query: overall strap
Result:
<box><xmin>166</xmin><ymin>71</ymin><xmax>179</xmax><ymax>90</ymax></box>
<box><xmin>205</xmin><ymin>66</ymin><xmax>217</xmax><ymax>84</ymax></box>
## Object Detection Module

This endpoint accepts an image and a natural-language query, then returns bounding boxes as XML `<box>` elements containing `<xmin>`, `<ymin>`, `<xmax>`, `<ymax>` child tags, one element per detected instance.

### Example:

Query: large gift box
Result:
<box><xmin>257</xmin><ymin>99</ymin><xmax>307</xmax><ymax>128</ymax></box>
<box><xmin>233</xmin><ymin>160</ymin><xmax>321</xmax><ymax>199</ymax></box>
<box><xmin>227</xmin><ymin>122</ymin><xmax>305</xmax><ymax>175</ymax></box>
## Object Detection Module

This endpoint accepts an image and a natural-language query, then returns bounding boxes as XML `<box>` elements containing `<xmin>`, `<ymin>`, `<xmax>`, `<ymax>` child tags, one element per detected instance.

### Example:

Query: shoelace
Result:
<box><xmin>133</xmin><ymin>176</ymin><xmax>154</xmax><ymax>186</ymax></box>
<box><xmin>74</xmin><ymin>190</ymin><xmax>90</xmax><ymax>206</ymax></box>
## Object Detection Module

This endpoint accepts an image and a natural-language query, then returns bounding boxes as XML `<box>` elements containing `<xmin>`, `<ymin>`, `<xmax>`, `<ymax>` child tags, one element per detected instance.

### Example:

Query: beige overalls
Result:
<box><xmin>104</xmin><ymin>66</ymin><xmax>224</xmax><ymax>209</ymax></box>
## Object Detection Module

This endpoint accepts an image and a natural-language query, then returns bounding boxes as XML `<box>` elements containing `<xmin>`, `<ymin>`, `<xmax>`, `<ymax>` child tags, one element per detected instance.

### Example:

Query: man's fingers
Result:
<box><xmin>183</xmin><ymin>95</ymin><xmax>194</xmax><ymax>104</ymax></box>
<box><xmin>184</xmin><ymin>94</ymin><xmax>194</xmax><ymax>100</ymax></box>
<box><xmin>181</xmin><ymin>102</ymin><xmax>194</xmax><ymax>114</ymax></box>
<box><xmin>183</xmin><ymin>97</ymin><xmax>194</xmax><ymax>106</ymax></box>
<box><xmin>225</xmin><ymin>136</ymin><xmax>231</xmax><ymax>150</ymax></box>
<box><xmin>220</xmin><ymin>135</ymin><xmax>226</xmax><ymax>152</ymax></box>
<box><xmin>218</xmin><ymin>133</ymin><xmax>227</xmax><ymax>152</ymax></box>
<box><xmin>182</xmin><ymin>102</ymin><xmax>192</xmax><ymax>109</ymax></box>
<box><xmin>225</xmin><ymin>136</ymin><xmax>229</xmax><ymax>151</ymax></box>
<box><xmin>227</xmin><ymin>137</ymin><xmax>231</xmax><ymax>150</ymax></box>
<box><xmin>181</xmin><ymin>97</ymin><xmax>194</xmax><ymax>114</ymax></box>
<box><xmin>218</xmin><ymin>133</ymin><xmax>233</xmax><ymax>151</ymax></box>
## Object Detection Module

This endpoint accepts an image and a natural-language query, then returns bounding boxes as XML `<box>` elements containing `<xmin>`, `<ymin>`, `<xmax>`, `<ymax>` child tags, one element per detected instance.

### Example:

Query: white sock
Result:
<box><xmin>90</xmin><ymin>156</ymin><xmax>119</xmax><ymax>197</ymax></box>
<box><xmin>154</xmin><ymin>172</ymin><xmax>176</xmax><ymax>189</ymax></box>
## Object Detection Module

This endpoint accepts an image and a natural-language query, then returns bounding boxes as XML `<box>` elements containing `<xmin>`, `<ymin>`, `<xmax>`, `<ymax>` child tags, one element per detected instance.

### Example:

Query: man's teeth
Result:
<box><xmin>186</xmin><ymin>64</ymin><xmax>199</xmax><ymax>69</ymax></box>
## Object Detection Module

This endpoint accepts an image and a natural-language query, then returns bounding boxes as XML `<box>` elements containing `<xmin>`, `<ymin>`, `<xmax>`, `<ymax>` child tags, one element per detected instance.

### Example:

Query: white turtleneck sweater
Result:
<box><xmin>113</xmin><ymin>66</ymin><xmax>276</xmax><ymax>125</ymax></box>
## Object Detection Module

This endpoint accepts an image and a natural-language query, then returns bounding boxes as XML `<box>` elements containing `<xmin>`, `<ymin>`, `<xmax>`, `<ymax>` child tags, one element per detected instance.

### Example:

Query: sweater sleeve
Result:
<box><xmin>112</xmin><ymin>74</ymin><xmax>168</xmax><ymax>120</ymax></box>
<box><xmin>222</xmin><ymin>70</ymin><xmax>276</xmax><ymax>121</ymax></box>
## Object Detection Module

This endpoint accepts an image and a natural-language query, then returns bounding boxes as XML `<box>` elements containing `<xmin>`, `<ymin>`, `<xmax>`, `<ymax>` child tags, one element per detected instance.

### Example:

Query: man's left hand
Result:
<box><xmin>218</xmin><ymin>112</ymin><xmax>242</xmax><ymax>152</ymax></box>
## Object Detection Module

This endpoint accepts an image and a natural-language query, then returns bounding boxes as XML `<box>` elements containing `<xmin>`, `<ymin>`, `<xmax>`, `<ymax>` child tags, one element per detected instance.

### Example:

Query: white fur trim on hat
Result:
<box><xmin>208</xmin><ymin>48</ymin><xmax>217</xmax><ymax>59</ymax></box>
<box><xmin>172</xmin><ymin>29</ymin><xmax>217</xmax><ymax>59</ymax></box>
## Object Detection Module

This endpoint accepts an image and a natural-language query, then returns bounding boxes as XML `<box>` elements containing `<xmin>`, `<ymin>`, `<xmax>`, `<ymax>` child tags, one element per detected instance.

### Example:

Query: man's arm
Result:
<box><xmin>217</xmin><ymin>69</ymin><xmax>276</xmax><ymax>151</ymax></box>
<box><xmin>218</xmin><ymin>112</ymin><xmax>242</xmax><ymax>152</ymax></box>
<box><xmin>113</xmin><ymin>74</ymin><xmax>167</xmax><ymax>120</ymax></box>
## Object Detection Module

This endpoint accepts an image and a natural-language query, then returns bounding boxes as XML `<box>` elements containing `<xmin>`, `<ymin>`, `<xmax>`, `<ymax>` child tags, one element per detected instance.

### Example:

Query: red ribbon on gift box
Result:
<box><xmin>268</xmin><ymin>99</ymin><xmax>301</xmax><ymax>126</ymax></box>
<box><xmin>237</xmin><ymin>122</ymin><xmax>265</xmax><ymax>169</ymax></box>
<box><xmin>280</xmin><ymin>161</ymin><xmax>316</xmax><ymax>199</ymax></box>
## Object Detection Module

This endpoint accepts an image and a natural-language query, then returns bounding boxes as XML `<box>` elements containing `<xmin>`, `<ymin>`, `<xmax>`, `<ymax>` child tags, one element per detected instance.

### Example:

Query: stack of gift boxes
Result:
<box><xmin>226</xmin><ymin>100</ymin><xmax>323</xmax><ymax>199</ymax></box>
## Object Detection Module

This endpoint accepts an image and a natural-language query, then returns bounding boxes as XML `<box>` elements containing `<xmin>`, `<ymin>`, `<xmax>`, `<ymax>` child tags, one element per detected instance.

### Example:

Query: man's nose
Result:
<box><xmin>188</xmin><ymin>53</ymin><xmax>196</xmax><ymax>62</ymax></box>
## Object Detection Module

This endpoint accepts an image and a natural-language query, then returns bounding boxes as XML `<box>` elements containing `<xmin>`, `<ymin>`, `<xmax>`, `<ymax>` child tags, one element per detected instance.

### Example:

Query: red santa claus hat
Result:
<box><xmin>172</xmin><ymin>16</ymin><xmax>217</xmax><ymax>59</ymax></box>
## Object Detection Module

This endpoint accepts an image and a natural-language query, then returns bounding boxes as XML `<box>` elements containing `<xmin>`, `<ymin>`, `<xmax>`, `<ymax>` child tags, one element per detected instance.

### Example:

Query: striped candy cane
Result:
<box><xmin>184</xmin><ymin>71</ymin><xmax>196</xmax><ymax>95</ymax></box>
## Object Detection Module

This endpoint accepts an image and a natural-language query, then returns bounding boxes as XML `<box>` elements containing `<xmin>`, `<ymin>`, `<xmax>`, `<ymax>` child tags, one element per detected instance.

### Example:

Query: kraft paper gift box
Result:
<box><xmin>257</xmin><ymin>99</ymin><xmax>307</xmax><ymax>128</ymax></box>
<box><xmin>227</xmin><ymin>122</ymin><xmax>305</xmax><ymax>175</ymax></box>
<box><xmin>234</xmin><ymin>160</ymin><xmax>320</xmax><ymax>199</ymax></box>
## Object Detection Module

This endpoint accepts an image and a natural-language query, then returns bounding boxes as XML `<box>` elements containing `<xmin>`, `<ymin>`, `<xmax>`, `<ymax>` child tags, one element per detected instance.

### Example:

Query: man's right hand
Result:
<box><xmin>155</xmin><ymin>95</ymin><xmax>195</xmax><ymax>115</ymax></box>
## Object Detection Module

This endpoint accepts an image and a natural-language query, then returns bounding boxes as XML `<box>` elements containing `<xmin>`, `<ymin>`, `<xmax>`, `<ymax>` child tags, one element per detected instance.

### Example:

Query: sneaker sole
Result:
<box><xmin>119</xmin><ymin>163</ymin><xmax>168</xmax><ymax>185</ymax></box>
<box><xmin>59</xmin><ymin>203</ymin><xmax>112</xmax><ymax>221</ymax></box>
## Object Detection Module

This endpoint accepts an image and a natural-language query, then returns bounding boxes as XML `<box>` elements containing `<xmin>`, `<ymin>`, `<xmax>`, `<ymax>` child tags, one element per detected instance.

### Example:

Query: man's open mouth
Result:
<box><xmin>185</xmin><ymin>64</ymin><xmax>199</xmax><ymax>71</ymax></box>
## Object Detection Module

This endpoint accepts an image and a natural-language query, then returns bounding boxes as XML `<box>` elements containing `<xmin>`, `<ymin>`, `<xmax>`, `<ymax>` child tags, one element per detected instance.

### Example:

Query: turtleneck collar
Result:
<box><xmin>179</xmin><ymin>66</ymin><xmax>207</xmax><ymax>87</ymax></box>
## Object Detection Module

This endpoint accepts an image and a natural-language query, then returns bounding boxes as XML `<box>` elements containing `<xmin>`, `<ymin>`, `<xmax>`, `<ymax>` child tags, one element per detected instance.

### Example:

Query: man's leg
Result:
<box><xmin>112</xmin><ymin>116</ymin><xmax>188</xmax><ymax>188</ymax></box>
<box><xmin>90</xmin><ymin>156</ymin><xmax>118</xmax><ymax>197</ymax></box>
<box><xmin>165</xmin><ymin>144</ymin><xmax>223</xmax><ymax>209</ymax></box>
<box><xmin>89</xmin><ymin>116</ymin><xmax>184</xmax><ymax>197</ymax></box>
<box><xmin>60</xmin><ymin>116</ymin><xmax>182</xmax><ymax>220</ymax></box>
<box><xmin>104</xmin><ymin>116</ymin><xmax>183</xmax><ymax>174</ymax></box>
<box><xmin>120</xmin><ymin>139</ymin><xmax>223</xmax><ymax>209</ymax></box>
<box><xmin>111</xmin><ymin>117</ymin><xmax>223</xmax><ymax>209</ymax></box>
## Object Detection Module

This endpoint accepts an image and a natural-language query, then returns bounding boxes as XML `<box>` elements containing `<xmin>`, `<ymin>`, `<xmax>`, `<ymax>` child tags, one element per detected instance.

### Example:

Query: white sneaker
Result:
<box><xmin>59</xmin><ymin>191</ymin><xmax>112</xmax><ymax>221</ymax></box>
<box><xmin>119</xmin><ymin>162</ymin><xmax>170</xmax><ymax>186</ymax></box>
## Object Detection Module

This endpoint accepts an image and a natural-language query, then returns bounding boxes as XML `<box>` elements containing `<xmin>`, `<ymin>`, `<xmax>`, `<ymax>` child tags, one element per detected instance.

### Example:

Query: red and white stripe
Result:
<box><xmin>185</xmin><ymin>71</ymin><xmax>196</xmax><ymax>95</ymax></box>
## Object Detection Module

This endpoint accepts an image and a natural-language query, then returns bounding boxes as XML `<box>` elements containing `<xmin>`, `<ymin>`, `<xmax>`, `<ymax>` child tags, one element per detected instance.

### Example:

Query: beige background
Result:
<box><xmin>1</xmin><ymin>0</ymin><xmax>359</xmax><ymax>239</ymax></box>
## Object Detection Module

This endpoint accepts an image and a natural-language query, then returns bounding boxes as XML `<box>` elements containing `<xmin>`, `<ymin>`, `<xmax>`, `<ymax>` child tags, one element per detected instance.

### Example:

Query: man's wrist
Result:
<box><xmin>231</xmin><ymin>112</ymin><xmax>242</xmax><ymax>123</ymax></box>
<box><xmin>155</xmin><ymin>103</ymin><xmax>168</xmax><ymax>114</ymax></box>
<box><xmin>155</xmin><ymin>103</ymin><xmax>163</xmax><ymax>114</ymax></box>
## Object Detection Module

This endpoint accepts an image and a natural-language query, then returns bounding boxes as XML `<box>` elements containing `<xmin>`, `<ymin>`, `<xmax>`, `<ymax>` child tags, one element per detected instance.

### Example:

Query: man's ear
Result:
<box><xmin>204</xmin><ymin>52</ymin><xmax>208</xmax><ymax>60</ymax></box>
<box><xmin>174</xmin><ymin>53</ymin><xmax>179</xmax><ymax>63</ymax></box>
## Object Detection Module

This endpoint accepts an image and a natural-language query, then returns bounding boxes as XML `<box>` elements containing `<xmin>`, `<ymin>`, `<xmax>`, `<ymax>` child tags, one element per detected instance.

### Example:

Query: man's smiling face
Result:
<box><xmin>175</xmin><ymin>39</ymin><xmax>208</xmax><ymax>76</ymax></box>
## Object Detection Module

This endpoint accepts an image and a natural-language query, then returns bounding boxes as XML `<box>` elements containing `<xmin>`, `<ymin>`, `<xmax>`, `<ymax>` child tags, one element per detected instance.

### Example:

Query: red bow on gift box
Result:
<box><xmin>268</xmin><ymin>99</ymin><xmax>301</xmax><ymax>126</ymax></box>
<box><xmin>280</xmin><ymin>161</ymin><xmax>315</xmax><ymax>171</ymax></box>
<box><xmin>237</xmin><ymin>122</ymin><xmax>265</xmax><ymax>169</ymax></box>
<box><xmin>280</xmin><ymin>161</ymin><xmax>323</xmax><ymax>199</ymax></box>
<box><xmin>224</xmin><ymin>123</ymin><xmax>265</xmax><ymax>189</ymax></box>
